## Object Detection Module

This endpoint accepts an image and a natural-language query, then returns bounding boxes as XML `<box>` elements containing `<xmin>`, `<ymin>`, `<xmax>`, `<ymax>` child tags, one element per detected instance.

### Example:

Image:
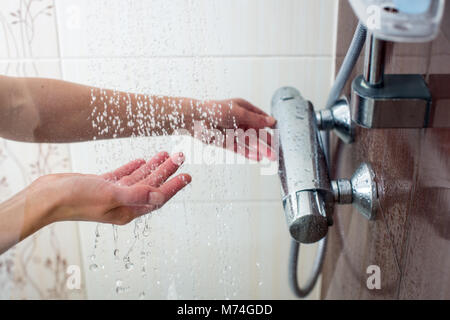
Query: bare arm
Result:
<box><xmin>0</xmin><ymin>75</ymin><xmax>188</xmax><ymax>142</ymax></box>
<box><xmin>0</xmin><ymin>75</ymin><xmax>278</xmax><ymax>254</ymax></box>
<box><xmin>0</xmin><ymin>75</ymin><xmax>276</xmax><ymax>148</ymax></box>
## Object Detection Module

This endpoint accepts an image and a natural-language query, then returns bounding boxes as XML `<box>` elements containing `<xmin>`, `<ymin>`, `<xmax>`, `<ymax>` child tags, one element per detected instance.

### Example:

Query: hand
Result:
<box><xmin>0</xmin><ymin>151</ymin><xmax>190</xmax><ymax>254</ymax></box>
<box><xmin>183</xmin><ymin>98</ymin><xmax>277</xmax><ymax>161</ymax></box>
<box><xmin>41</xmin><ymin>151</ymin><xmax>190</xmax><ymax>226</ymax></box>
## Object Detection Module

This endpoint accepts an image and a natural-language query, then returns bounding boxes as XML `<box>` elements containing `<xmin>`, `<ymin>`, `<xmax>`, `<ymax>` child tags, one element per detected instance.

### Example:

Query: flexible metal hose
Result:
<box><xmin>289</xmin><ymin>236</ymin><xmax>328</xmax><ymax>298</ymax></box>
<box><xmin>325</xmin><ymin>23</ymin><xmax>367</xmax><ymax>109</ymax></box>
<box><xmin>288</xmin><ymin>23</ymin><xmax>367</xmax><ymax>299</ymax></box>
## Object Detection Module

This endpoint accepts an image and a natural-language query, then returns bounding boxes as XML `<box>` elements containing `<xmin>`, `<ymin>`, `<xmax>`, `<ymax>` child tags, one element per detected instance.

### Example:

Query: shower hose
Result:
<box><xmin>288</xmin><ymin>23</ymin><xmax>367</xmax><ymax>298</ymax></box>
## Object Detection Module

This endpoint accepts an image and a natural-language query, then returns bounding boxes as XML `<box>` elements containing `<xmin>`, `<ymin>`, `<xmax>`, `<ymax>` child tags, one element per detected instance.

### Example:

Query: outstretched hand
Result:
<box><xmin>0</xmin><ymin>151</ymin><xmax>190</xmax><ymax>254</ymax></box>
<box><xmin>184</xmin><ymin>98</ymin><xmax>277</xmax><ymax>162</ymax></box>
<box><xmin>43</xmin><ymin>151</ymin><xmax>190</xmax><ymax>225</ymax></box>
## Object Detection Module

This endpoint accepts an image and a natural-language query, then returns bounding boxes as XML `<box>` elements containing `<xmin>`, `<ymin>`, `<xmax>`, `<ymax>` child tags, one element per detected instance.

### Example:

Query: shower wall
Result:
<box><xmin>321</xmin><ymin>0</ymin><xmax>450</xmax><ymax>299</ymax></box>
<box><xmin>0</xmin><ymin>0</ymin><xmax>84</xmax><ymax>299</ymax></box>
<box><xmin>0</xmin><ymin>0</ymin><xmax>338</xmax><ymax>299</ymax></box>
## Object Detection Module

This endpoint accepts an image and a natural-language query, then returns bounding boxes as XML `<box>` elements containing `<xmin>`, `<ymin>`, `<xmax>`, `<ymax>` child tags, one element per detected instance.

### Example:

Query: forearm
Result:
<box><xmin>0</xmin><ymin>182</ymin><xmax>55</xmax><ymax>254</ymax></box>
<box><xmin>0</xmin><ymin>75</ymin><xmax>196</xmax><ymax>143</ymax></box>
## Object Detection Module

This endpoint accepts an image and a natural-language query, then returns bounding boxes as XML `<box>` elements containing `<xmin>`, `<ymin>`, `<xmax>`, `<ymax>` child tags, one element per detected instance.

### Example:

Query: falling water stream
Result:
<box><xmin>80</xmin><ymin>0</ymin><xmax>260</xmax><ymax>299</ymax></box>
<box><xmin>0</xmin><ymin>0</ymin><xmax>330</xmax><ymax>300</ymax></box>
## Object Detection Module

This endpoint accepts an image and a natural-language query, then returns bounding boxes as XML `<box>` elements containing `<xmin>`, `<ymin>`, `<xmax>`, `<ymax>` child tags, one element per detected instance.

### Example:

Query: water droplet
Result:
<box><xmin>116</xmin><ymin>286</ymin><xmax>125</xmax><ymax>294</ymax></box>
<box><xmin>125</xmin><ymin>262</ymin><xmax>134</xmax><ymax>271</ymax></box>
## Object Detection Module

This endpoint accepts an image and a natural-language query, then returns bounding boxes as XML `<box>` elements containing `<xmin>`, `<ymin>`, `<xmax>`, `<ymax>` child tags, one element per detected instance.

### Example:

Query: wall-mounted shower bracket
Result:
<box><xmin>351</xmin><ymin>74</ymin><xmax>432</xmax><ymax>128</ymax></box>
<box><xmin>351</xmin><ymin>32</ymin><xmax>436</xmax><ymax>129</ymax></box>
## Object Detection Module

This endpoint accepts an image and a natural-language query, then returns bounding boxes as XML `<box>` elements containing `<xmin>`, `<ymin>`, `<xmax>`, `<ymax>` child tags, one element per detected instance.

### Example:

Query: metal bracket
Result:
<box><xmin>350</xmin><ymin>32</ymin><xmax>435</xmax><ymax>129</ymax></box>
<box><xmin>351</xmin><ymin>74</ymin><xmax>432</xmax><ymax>128</ymax></box>
<box><xmin>320</xmin><ymin>32</ymin><xmax>444</xmax><ymax>143</ymax></box>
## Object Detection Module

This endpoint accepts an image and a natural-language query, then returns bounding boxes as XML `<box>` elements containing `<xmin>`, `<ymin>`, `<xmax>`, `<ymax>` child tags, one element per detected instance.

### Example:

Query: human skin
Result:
<box><xmin>0</xmin><ymin>151</ymin><xmax>190</xmax><ymax>254</ymax></box>
<box><xmin>0</xmin><ymin>75</ymin><xmax>276</xmax><ymax>160</ymax></box>
<box><xmin>0</xmin><ymin>75</ymin><xmax>277</xmax><ymax>254</ymax></box>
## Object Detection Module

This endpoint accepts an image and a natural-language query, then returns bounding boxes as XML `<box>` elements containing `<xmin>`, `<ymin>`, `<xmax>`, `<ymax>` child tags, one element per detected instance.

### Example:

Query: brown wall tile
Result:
<box><xmin>322</xmin><ymin>0</ymin><xmax>450</xmax><ymax>300</ymax></box>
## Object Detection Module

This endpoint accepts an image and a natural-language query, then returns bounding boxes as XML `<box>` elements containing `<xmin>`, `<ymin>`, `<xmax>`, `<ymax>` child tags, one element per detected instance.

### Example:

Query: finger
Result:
<box><xmin>246</xmin><ymin>137</ymin><xmax>264</xmax><ymax>161</ymax></box>
<box><xmin>239</xmin><ymin>128</ymin><xmax>276</xmax><ymax>161</ymax></box>
<box><xmin>233</xmin><ymin>136</ymin><xmax>261</xmax><ymax>161</ymax></box>
<box><xmin>112</xmin><ymin>184</ymin><xmax>165</xmax><ymax>207</ymax></box>
<box><xmin>234</xmin><ymin>107</ymin><xmax>276</xmax><ymax>129</ymax></box>
<box><xmin>106</xmin><ymin>205</ymin><xmax>156</xmax><ymax>226</ymax></box>
<box><xmin>222</xmin><ymin>134</ymin><xmax>258</xmax><ymax>161</ymax></box>
<box><xmin>256</xmin><ymin>129</ymin><xmax>277</xmax><ymax>161</ymax></box>
<box><xmin>109</xmin><ymin>173</ymin><xmax>191</xmax><ymax>223</ymax></box>
<box><xmin>118</xmin><ymin>151</ymin><xmax>169</xmax><ymax>186</ymax></box>
<box><xmin>241</xmin><ymin>130</ymin><xmax>263</xmax><ymax>161</ymax></box>
<box><xmin>131</xmin><ymin>204</ymin><xmax>156</xmax><ymax>217</ymax></box>
<box><xmin>258</xmin><ymin>129</ymin><xmax>272</xmax><ymax>147</ymax></box>
<box><xmin>158</xmin><ymin>173</ymin><xmax>192</xmax><ymax>202</ymax></box>
<box><xmin>234</xmin><ymin>98</ymin><xmax>270</xmax><ymax>117</ymax></box>
<box><xmin>140</xmin><ymin>152</ymin><xmax>185</xmax><ymax>187</ymax></box>
<box><xmin>101</xmin><ymin>159</ymin><xmax>146</xmax><ymax>182</ymax></box>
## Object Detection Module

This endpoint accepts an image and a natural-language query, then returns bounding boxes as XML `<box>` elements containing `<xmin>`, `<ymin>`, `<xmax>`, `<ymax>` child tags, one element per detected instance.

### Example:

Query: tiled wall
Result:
<box><xmin>321</xmin><ymin>0</ymin><xmax>450</xmax><ymax>299</ymax></box>
<box><xmin>0</xmin><ymin>0</ymin><xmax>83</xmax><ymax>299</ymax></box>
<box><xmin>0</xmin><ymin>0</ymin><xmax>338</xmax><ymax>299</ymax></box>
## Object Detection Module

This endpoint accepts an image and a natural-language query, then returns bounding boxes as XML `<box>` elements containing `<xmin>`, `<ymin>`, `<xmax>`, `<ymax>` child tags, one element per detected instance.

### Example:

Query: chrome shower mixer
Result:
<box><xmin>276</xmin><ymin>0</ymin><xmax>447</xmax><ymax>298</ymax></box>
<box><xmin>272</xmin><ymin>87</ymin><xmax>377</xmax><ymax>244</ymax></box>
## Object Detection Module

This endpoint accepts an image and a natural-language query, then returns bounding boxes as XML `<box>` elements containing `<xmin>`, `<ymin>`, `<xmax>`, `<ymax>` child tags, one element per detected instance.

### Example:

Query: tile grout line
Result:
<box><xmin>3</xmin><ymin>54</ymin><xmax>446</xmax><ymax>63</ymax></box>
<box><xmin>52</xmin><ymin>1</ymin><xmax>89</xmax><ymax>300</ymax></box>
<box><xmin>0</xmin><ymin>55</ymin><xmax>334</xmax><ymax>62</ymax></box>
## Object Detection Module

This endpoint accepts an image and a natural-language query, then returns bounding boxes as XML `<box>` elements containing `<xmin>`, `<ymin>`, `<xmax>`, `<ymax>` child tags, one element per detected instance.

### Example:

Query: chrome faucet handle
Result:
<box><xmin>331</xmin><ymin>162</ymin><xmax>378</xmax><ymax>220</ymax></box>
<box><xmin>316</xmin><ymin>96</ymin><xmax>354</xmax><ymax>144</ymax></box>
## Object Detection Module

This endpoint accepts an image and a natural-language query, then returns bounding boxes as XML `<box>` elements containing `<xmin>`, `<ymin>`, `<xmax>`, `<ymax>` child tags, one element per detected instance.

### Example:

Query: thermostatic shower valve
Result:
<box><xmin>272</xmin><ymin>87</ymin><xmax>378</xmax><ymax>244</ymax></box>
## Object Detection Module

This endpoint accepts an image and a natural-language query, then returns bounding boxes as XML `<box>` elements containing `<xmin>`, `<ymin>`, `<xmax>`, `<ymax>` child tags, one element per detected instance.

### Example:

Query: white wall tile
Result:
<box><xmin>0</xmin><ymin>59</ymin><xmax>85</xmax><ymax>299</ymax></box>
<box><xmin>55</xmin><ymin>0</ymin><xmax>336</xmax><ymax>58</ymax></box>
<box><xmin>0</xmin><ymin>0</ymin><xmax>60</xmax><ymax>59</ymax></box>
<box><xmin>0</xmin><ymin>59</ymin><xmax>61</xmax><ymax>78</ymax></box>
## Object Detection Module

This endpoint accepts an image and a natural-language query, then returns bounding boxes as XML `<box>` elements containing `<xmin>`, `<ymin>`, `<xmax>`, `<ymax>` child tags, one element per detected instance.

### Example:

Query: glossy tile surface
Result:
<box><xmin>322</xmin><ymin>1</ymin><xmax>450</xmax><ymax>299</ymax></box>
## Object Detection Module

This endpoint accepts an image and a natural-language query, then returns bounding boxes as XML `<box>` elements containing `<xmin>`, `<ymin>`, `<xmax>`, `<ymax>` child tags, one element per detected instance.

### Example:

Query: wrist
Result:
<box><xmin>178</xmin><ymin>97</ymin><xmax>200</xmax><ymax>135</ymax></box>
<box><xmin>26</xmin><ymin>176</ymin><xmax>65</xmax><ymax>227</ymax></box>
<box><xmin>180</xmin><ymin>98</ymin><xmax>212</xmax><ymax>134</ymax></box>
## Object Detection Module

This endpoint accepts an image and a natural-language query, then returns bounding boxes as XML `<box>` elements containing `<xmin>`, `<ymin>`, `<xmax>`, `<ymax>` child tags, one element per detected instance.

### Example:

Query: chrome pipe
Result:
<box><xmin>363</xmin><ymin>33</ymin><xmax>387</xmax><ymax>87</ymax></box>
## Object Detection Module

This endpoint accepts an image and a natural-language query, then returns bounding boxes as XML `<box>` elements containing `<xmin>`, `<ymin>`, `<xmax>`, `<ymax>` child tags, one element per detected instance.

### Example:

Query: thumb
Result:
<box><xmin>112</xmin><ymin>184</ymin><xmax>165</xmax><ymax>207</ymax></box>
